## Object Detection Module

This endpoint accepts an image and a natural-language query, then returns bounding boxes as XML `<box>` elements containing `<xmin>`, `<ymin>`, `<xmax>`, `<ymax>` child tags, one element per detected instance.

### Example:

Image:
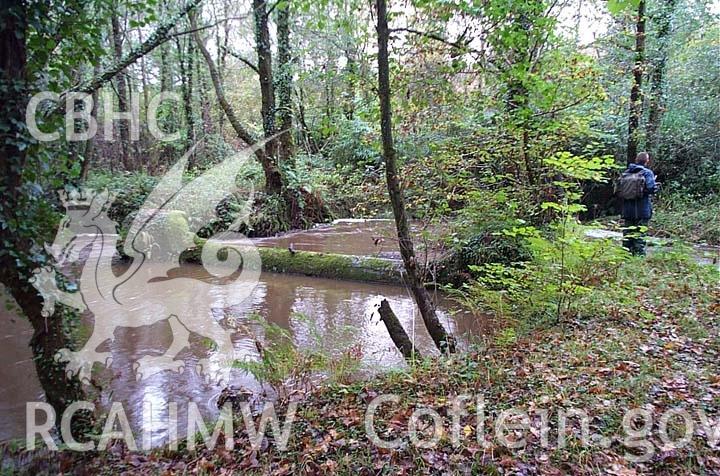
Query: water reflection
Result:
<box><xmin>0</xmin><ymin>289</ymin><xmax>45</xmax><ymax>443</ymax></box>
<box><xmin>0</xmin><ymin>266</ymin><xmax>487</xmax><ymax>446</ymax></box>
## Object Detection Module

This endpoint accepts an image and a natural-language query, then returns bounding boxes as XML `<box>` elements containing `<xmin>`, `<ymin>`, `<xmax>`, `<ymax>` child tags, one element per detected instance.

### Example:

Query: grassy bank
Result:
<box><xmin>652</xmin><ymin>192</ymin><xmax>720</xmax><ymax>245</ymax></box>
<box><xmin>11</xmin><ymin>249</ymin><xmax>717</xmax><ymax>475</ymax></box>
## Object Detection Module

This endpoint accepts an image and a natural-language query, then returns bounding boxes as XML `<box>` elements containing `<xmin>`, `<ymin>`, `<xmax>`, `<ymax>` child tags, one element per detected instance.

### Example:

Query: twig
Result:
<box><xmin>221</xmin><ymin>46</ymin><xmax>259</xmax><ymax>74</ymax></box>
<box><xmin>390</xmin><ymin>27</ymin><xmax>482</xmax><ymax>55</ymax></box>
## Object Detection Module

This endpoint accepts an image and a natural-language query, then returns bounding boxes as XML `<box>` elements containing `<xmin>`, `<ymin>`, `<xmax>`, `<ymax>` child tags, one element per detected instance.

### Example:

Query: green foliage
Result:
<box><xmin>325</xmin><ymin>118</ymin><xmax>380</xmax><ymax>166</ymax></box>
<box><xmin>86</xmin><ymin>169</ymin><xmax>263</xmax><ymax>239</ymax></box>
<box><xmin>652</xmin><ymin>191</ymin><xmax>720</xmax><ymax>245</ymax></box>
<box><xmin>234</xmin><ymin>313</ymin><xmax>362</xmax><ymax>395</ymax></box>
<box><xmin>234</xmin><ymin>314</ymin><xmax>323</xmax><ymax>393</ymax></box>
<box><xmin>461</xmin><ymin>222</ymin><xmax>630</xmax><ymax>326</ymax></box>
<box><xmin>458</xmin><ymin>223</ymin><xmax>718</xmax><ymax>337</ymax></box>
<box><xmin>85</xmin><ymin>171</ymin><xmax>159</xmax><ymax>232</ymax></box>
<box><xmin>247</xmin><ymin>192</ymin><xmax>290</xmax><ymax>236</ymax></box>
<box><xmin>446</xmin><ymin>188</ymin><xmax>531</xmax><ymax>276</ymax></box>
<box><xmin>493</xmin><ymin>327</ymin><xmax>518</xmax><ymax>347</ymax></box>
<box><xmin>657</xmin><ymin>20</ymin><xmax>720</xmax><ymax>190</ymax></box>
<box><xmin>456</xmin><ymin>156</ymin><xmax>718</xmax><ymax>337</ymax></box>
<box><xmin>607</xmin><ymin>0</ymin><xmax>641</xmax><ymax>15</ymax></box>
<box><xmin>454</xmin><ymin>151</ymin><xmax>630</xmax><ymax>326</ymax></box>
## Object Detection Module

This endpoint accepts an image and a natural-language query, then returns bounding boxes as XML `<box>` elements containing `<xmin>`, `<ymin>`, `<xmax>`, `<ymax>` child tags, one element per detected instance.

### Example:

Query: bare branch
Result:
<box><xmin>390</xmin><ymin>27</ymin><xmax>481</xmax><ymax>55</ymax></box>
<box><xmin>168</xmin><ymin>15</ymin><xmax>250</xmax><ymax>40</ymax></box>
<box><xmin>221</xmin><ymin>46</ymin><xmax>259</xmax><ymax>74</ymax></box>
<box><xmin>53</xmin><ymin>0</ymin><xmax>202</xmax><ymax>113</ymax></box>
<box><xmin>532</xmin><ymin>95</ymin><xmax>592</xmax><ymax>117</ymax></box>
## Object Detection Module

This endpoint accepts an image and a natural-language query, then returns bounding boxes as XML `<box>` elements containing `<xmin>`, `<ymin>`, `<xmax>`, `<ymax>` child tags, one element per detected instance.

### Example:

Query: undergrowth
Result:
<box><xmin>652</xmin><ymin>191</ymin><xmax>720</xmax><ymax>245</ymax></box>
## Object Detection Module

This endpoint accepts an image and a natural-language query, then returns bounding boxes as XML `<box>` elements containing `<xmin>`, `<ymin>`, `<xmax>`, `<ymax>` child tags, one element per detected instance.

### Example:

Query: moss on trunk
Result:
<box><xmin>181</xmin><ymin>239</ymin><xmax>405</xmax><ymax>284</ymax></box>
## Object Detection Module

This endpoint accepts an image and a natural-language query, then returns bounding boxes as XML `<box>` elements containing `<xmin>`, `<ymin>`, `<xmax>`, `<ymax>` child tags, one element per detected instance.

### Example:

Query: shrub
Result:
<box><xmin>85</xmin><ymin>171</ymin><xmax>158</xmax><ymax>233</ymax></box>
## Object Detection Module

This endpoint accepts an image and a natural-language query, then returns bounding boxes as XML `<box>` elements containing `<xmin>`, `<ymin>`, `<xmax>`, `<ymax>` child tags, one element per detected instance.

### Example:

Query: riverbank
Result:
<box><xmin>593</xmin><ymin>192</ymin><xmax>720</xmax><ymax>247</ymax></box>
<box><xmin>7</xmin><ymin>249</ymin><xmax>718</xmax><ymax>475</ymax></box>
<box><xmin>652</xmin><ymin>192</ymin><xmax>720</xmax><ymax>246</ymax></box>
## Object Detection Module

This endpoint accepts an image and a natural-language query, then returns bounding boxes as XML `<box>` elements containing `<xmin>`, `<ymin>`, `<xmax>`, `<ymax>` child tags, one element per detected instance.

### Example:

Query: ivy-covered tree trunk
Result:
<box><xmin>177</xmin><ymin>35</ymin><xmax>195</xmax><ymax>149</ymax></box>
<box><xmin>80</xmin><ymin>65</ymin><xmax>100</xmax><ymax>180</ymax></box>
<box><xmin>111</xmin><ymin>3</ymin><xmax>133</xmax><ymax>170</ymax></box>
<box><xmin>375</xmin><ymin>0</ymin><xmax>456</xmax><ymax>354</ymax></box>
<box><xmin>276</xmin><ymin>2</ymin><xmax>295</xmax><ymax>165</ymax></box>
<box><xmin>646</xmin><ymin>0</ymin><xmax>676</xmax><ymax>154</ymax></box>
<box><xmin>627</xmin><ymin>0</ymin><xmax>646</xmax><ymax>164</ymax></box>
<box><xmin>253</xmin><ymin>0</ymin><xmax>279</xmax><ymax>163</ymax></box>
<box><xmin>0</xmin><ymin>0</ymin><xmax>89</xmax><ymax>426</ymax></box>
<box><xmin>159</xmin><ymin>19</ymin><xmax>171</xmax><ymax>93</ymax></box>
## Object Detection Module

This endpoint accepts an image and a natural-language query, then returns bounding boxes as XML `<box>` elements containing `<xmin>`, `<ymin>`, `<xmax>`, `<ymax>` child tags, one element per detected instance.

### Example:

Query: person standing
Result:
<box><xmin>617</xmin><ymin>152</ymin><xmax>659</xmax><ymax>256</ymax></box>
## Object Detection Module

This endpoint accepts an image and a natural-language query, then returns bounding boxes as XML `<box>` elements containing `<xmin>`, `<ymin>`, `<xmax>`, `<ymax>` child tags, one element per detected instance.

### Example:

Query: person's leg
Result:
<box><xmin>635</xmin><ymin>219</ymin><xmax>649</xmax><ymax>256</ymax></box>
<box><xmin>622</xmin><ymin>218</ymin><xmax>639</xmax><ymax>254</ymax></box>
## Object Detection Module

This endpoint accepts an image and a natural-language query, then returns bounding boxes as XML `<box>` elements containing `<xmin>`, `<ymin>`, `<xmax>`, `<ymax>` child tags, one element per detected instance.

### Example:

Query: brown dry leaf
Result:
<box><xmin>606</xmin><ymin>463</ymin><xmax>638</xmax><ymax>476</ymax></box>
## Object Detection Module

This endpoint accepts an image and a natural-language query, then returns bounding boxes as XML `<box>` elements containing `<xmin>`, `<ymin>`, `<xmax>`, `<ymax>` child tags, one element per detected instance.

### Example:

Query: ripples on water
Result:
<box><xmin>0</xmin><ymin>264</ymin><xmax>486</xmax><ymax>446</ymax></box>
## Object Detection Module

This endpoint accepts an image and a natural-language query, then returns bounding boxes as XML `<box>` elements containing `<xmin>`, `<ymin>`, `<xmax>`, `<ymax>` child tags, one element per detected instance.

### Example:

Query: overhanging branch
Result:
<box><xmin>52</xmin><ymin>0</ymin><xmax>203</xmax><ymax>114</ymax></box>
<box><xmin>390</xmin><ymin>27</ymin><xmax>481</xmax><ymax>55</ymax></box>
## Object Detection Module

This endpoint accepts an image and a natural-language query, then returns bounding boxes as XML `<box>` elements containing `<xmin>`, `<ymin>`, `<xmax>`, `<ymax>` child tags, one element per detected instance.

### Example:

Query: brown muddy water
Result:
<box><xmin>0</xmin><ymin>263</ymin><xmax>486</xmax><ymax>447</ymax></box>
<box><xmin>254</xmin><ymin>218</ymin><xmax>444</xmax><ymax>260</ymax></box>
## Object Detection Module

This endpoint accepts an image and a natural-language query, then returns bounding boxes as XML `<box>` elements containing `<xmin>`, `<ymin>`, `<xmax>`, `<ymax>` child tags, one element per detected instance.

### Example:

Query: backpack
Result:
<box><xmin>615</xmin><ymin>170</ymin><xmax>646</xmax><ymax>200</ymax></box>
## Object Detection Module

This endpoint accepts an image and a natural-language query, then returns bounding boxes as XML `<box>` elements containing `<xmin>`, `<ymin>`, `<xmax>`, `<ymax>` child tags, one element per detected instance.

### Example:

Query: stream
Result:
<box><xmin>253</xmin><ymin>218</ymin><xmax>443</xmax><ymax>260</ymax></box>
<box><xmin>0</xmin><ymin>219</ymin><xmax>484</xmax><ymax>446</ymax></box>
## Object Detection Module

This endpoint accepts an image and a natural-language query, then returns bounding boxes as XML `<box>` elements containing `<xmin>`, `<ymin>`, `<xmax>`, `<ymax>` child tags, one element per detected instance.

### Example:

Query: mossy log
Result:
<box><xmin>181</xmin><ymin>240</ymin><xmax>406</xmax><ymax>284</ymax></box>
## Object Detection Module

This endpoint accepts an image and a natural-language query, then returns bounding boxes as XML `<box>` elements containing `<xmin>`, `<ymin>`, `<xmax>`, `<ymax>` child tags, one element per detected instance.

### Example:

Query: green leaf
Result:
<box><xmin>607</xmin><ymin>0</ymin><xmax>641</xmax><ymax>15</ymax></box>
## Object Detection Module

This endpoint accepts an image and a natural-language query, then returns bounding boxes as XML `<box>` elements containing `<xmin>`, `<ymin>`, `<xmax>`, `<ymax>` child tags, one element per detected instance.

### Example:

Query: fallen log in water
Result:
<box><xmin>181</xmin><ymin>239</ymin><xmax>406</xmax><ymax>284</ymax></box>
<box><xmin>377</xmin><ymin>298</ymin><xmax>421</xmax><ymax>362</ymax></box>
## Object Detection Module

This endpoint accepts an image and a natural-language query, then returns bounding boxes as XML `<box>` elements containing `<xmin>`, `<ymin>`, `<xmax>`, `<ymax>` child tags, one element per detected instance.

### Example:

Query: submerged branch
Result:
<box><xmin>378</xmin><ymin>299</ymin><xmax>421</xmax><ymax>362</ymax></box>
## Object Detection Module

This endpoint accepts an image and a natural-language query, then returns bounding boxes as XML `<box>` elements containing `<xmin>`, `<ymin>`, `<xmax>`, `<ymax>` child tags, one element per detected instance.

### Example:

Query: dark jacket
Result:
<box><xmin>621</xmin><ymin>163</ymin><xmax>658</xmax><ymax>220</ymax></box>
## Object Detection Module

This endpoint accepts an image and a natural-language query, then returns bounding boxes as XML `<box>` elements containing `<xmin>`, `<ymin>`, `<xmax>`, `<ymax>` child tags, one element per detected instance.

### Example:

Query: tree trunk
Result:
<box><xmin>627</xmin><ymin>0</ymin><xmax>646</xmax><ymax>164</ymax></box>
<box><xmin>0</xmin><ymin>0</ymin><xmax>89</xmax><ymax>426</ymax></box>
<box><xmin>111</xmin><ymin>5</ymin><xmax>132</xmax><ymax>170</ymax></box>
<box><xmin>217</xmin><ymin>0</ymin><xmax>231</xmax><ymax>131</ymax></box>
<box><xmin>176</xmin><ymin>36</ymin><xmax>194</xmax><ymax>150</ymax></box>
<box><xmin>136</xmin><ymin>21</ymin><xmax>150</xmax><ymax>115</ymax></box>
<box><xmin>80</xmin><ymin>66</ymin><xmax>100</xmax><ymax>180</ymax></box>
<box><xmin>375</xmin><ymin>0</ymin><xmax>456</xmax><ymax>354</ymax></box>
<box><xmin>378</xmin><ymin>299</ymin><xmax>421</xmax><ymax>362</ymax></box>
<box><xmin>159</xmin><ymin>42</ymin><xmax>171</xmax><ymax>92</ymax></box>
<box><xmin>195</xmin><ymin>43</ymin><xmax>214</xmax><ymax>137</ymax></box>
<box><xmin>342</xmin><ymin>48</ymin><xmax>357</xmax><ymax>120</ymax></box>
<box><xmin>253</xmin><ymin>0</ymin><xmax>278</xmax><ymax>160</ymax></box>
<box><xmin>646</xmin><ymin>0</ymin><xmax>676</xmax><ymax>154</ymax></box>
<box><xmin>276</xmin><ymin>2</ymin><xmax>294</xmax><ymax>164</ymax></box>
<box><xmin>191</xmin><ymin>10</ymin><xmax>284</xmax><ymax>193</ymax></box>
<box><xmin>296</xmin><ymin>85</ymin><xmax>319</xmax><ymax>154</ymax></box>
<box><xmin>186</xmin><ymin>38</ymin><xmax>196</xmax><ymax>146</ymax></box>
